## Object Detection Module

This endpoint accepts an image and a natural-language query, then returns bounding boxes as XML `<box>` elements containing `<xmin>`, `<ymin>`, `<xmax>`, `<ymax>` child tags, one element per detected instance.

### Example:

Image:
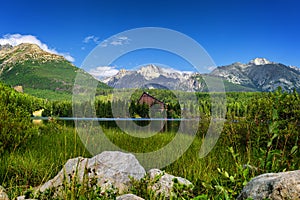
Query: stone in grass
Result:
<box><xmin>237</xmin><ymin>170</ymin><xmax>300</xmax><ymax>200</ymax></box>
<box><xmin>16</xmin><ymin>196</ymin><xmax>36</xmax><ymax>200</ymax></box>
<box><xmin>0</xmin><ymin>186</ymin><xmax>9</xmax><ymax>200</ymax></box>
<box><xmin>148</xmin><ymin>169</ymin><xmax>193</xmax><ymax>198</ymax></box>
<box><xmin>116</xmin><ymin>194</ymin><xmax>145</xmax><ymax>200</ymax></box>
<box><xmin>38</xmin><ymin>151</ymin><xmax>146</xmax><ymax>194</ymax></box>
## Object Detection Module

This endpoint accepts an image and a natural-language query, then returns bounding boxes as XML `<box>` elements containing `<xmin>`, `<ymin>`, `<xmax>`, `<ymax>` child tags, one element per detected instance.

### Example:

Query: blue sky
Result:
<box><xmin>1</xmin><ymin>0</ymin><xmax>300</xmax><ymax>75</ymax></box>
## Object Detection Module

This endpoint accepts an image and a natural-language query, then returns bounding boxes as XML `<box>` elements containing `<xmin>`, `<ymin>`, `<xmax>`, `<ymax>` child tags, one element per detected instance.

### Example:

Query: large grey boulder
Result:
<box><xmin>17</xmin><ymin>151</ymin><xmax>195</xmax><ymax>199</ymax></box>
<box><xmin>237</xmin><ymin>170</ymin><xmax>300</xmax><ymax>200</ymax></box>
<box><xmin>39</xmin><ymin>151</ymin><xmax>146</xmax><ymax>194</ymax></box>
<box><xmin>0</xmin><ymin>186</ymin><xmax>9</xmax><ymax>200</ymax></box>
<box><xmin>116</xmin><ymin>194</ymin><xmax>144</xmax><ymax>200</ymax></box>
<box><xmin>148</xmin><ymin>169</ymin><xmax>193</xmax><ymax>198</ymax></box>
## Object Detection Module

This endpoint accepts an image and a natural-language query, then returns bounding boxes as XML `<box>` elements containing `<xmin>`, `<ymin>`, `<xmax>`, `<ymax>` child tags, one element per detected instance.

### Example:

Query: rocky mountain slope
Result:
<box><xmin>103</xmin><ymin>65</ymin><xmax>202</xmax><ymax>91</ymax></box>
<box><xmin>104</xmin><ymin>58</ymin><xmax>300</xmax><ymax>92</ymax></box>
<box><xmin>0</xmin><ymin>43</ymin><xmax>109</xmax><ymax>99</ymax></box>
<box><xmin>103</xmin><ymin>64</ymin><xmax>254</xmax><ymax>92</ymax></box>
<box><xmin>211</xmin><ymin>58</ymin><xmax>300</xmax><ymax>92</ymax></box>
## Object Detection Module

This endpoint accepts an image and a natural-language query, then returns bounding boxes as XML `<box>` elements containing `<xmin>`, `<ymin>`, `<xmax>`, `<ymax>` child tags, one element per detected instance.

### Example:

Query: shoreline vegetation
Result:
<box><xmin>0</xmin><ymin>82</ymin><xmax>299</xmax><ymax>199</ymax></box>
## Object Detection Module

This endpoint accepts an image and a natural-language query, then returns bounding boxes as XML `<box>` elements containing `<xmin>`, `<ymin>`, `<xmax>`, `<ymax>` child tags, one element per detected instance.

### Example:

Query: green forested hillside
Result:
<box><xmin>0</xmin><ymin>43</ymin><xmax>110</xmax><ymax>100</ymax></box>
<box><xmin>1</xmin><ymin>60</ymin><xmax>77</xmax><ymax>91</ymax></box>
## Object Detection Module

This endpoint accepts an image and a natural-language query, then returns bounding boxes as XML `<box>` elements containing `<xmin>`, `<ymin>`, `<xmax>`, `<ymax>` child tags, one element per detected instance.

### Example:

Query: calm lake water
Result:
<box><xmin>31</xmin><ymin>117</ymin><xmax>198</xmax><ymax>121</ymax></box>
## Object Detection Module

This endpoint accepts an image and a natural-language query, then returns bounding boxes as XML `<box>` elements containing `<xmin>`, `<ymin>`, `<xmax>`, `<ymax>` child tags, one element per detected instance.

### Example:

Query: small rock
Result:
<box><xmin>0</xmin><ymin>186</ymin><xmax>9</xmax><ymax>200</ymax></box>
<box><xmin>116</xmin><ymin>194</ymin><xmax>145</xmax><ymax>200</ymax></box>
<box><xmin>16</xmin><ymin>196</ymin><xmax>36</xmax><ymax>200</ymax></box>
<box><xmin>237</xmin><ymin>170</ymin><xmax>300</xmax><ymax>200</ymax></box>
<box><xmin>148</xmin><ymin>169</ymin><xmax>193</xmax><ymax>198</ymax></box>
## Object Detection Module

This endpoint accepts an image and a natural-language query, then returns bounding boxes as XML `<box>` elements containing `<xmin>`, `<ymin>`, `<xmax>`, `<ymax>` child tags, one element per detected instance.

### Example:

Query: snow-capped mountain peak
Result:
<box><xmin>103</xmin><ymin>64</ymin><xmax>203</xmax><ymax>91</ymax></box>
<box><xmin>102</xmin><ymin>60</ymin><xmax>300</xmax><ymax>93</ymax></box>
<box><xmin>137</xmin><ymin>65</ymin><xmax>162</xmax><ymax>80</ymax></box>
<box><xmin>249</xmin><ymin>58</ymin><xmax>273</xmax><ymax>65</ymax></box>
<box><xmin>211</xmin><ymin>58</ymin><xmax>300</xmax><ymax>92</ymax></box>
<box><xmin>289</xmin><ymin>65</ymin><xmax>300</xmax><ymax>73</ymax></box>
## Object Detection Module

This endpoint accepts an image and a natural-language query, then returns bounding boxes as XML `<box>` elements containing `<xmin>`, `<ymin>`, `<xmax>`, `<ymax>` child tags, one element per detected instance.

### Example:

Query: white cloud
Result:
<box><xmin>110</xmin><ymin>36</ymin><xmax>130</xmax><ymax>46</ymax></box>
<box><xmin>60</xmin><ymin>53</ymin><xmax>75</xmax><ymax>62</ymax></box>
<box><xmin>117</xmin><ymin>36</ymin><xmax>129</xmax><ymax>40</ymax></box>
<box><xmin>99</xmin><ymin>36</ymin><xmax>130</xmax><ymax>47</ymax></box>
<box><xmin>100</xmin><ymin>40</ymin><xmax>108</xmax><ymax>47</ymax></box>
<box><xmin>83</xmin><ymin>35</ymin><xmax>100</xmax><ymax>44</ymax></box>
<box><xmin>182</xmin><ymin>71</ymin><xmax>195</xmax><ymax>74</ymax></box>
<box><xmin>207</xmin><ymin>66</ymin><xmax>216</xmax><ymax>71</ymax></box>
<box><xmin>159</xmin><ymin>66</ymin><xmax>194</xmax><ymax>75</ymax></box>
<box><xmin>110</xmin><ymin>40</ymin><xmax>123</xmax><ymax>46</ymax></box>
<box><xmin>0</xmin><ymin>34</ymin><xmax>75</xmax><ymax>62</ymax></box>
<box><xmin>89</xmin><ymin>66</ymin><xmax>119</xmax><ymax>79</ymax></box>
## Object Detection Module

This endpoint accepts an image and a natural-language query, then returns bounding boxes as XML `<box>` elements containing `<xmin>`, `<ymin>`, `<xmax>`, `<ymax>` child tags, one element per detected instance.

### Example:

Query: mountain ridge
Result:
<box><xmin>0</xmin><ymin>43</ymin><xmax>110</xmax><ymax>100</ymax></box>
<box><xmin>103</xmin><ymin>64</ymin><xmax>200</xmax><ymax>91</ymax></box>
<box><xmin>103</xmin><ymin>58</ymin><xmax>300</xmax><ymax>92</ymax></box>
<box><xmin>1</xmin><ymin>43</ymin><xmax>299</xmax><ymax>95</ymax></box>
<box><xmin>211</xmin><ymin>58</ymin><xmax>300</xmax><ymax>92</ymax></box>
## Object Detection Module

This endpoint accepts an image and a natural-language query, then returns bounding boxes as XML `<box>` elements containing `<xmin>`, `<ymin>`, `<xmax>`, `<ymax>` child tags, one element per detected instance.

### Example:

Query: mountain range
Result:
<box><xmin>0</xmin><ymin>43</ymin><xmax>299</xmax><ymax>100</ymax></box>
<box><xmin>103</xmin><ymin>58</ymin><xmax>300</xmax><ymax>92</ymax></box>
<box><xmin>210</xmin><ymin>58</ymin><xmax>300</xmax><ymax>92</ymax></box>
<box><xmin>103</xmin><ymin>65</ymin><xmax>201</xmax><ymax>91</ymax></box>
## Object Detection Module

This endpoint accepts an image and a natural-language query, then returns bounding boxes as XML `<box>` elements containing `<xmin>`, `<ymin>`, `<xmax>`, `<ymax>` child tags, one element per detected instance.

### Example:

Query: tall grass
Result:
<box><xmin>0</xmin><ymin>123</ymin><xmax>90</xmax><ymax>197</ymax></box>
<box><xmin>1</xmin><ymin>118</ymin><xmax>299</xmax><ymax>199</ymax></box>
<box><xmin>0</xmin><ymin>121</ymin><xmax>231</xmax><ymax>198</ymax></box>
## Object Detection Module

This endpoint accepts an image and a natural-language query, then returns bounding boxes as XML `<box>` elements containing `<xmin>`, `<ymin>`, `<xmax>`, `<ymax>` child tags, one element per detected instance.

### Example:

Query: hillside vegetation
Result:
<box><xmin>0</xmin><ymin>43</ymin><xmax>110</xmax><ymax>100</ymax></box>
<box><xmin>0</xmin><ymin>82</ymin><xmax>44</xmax><ymax>153</ymax></box>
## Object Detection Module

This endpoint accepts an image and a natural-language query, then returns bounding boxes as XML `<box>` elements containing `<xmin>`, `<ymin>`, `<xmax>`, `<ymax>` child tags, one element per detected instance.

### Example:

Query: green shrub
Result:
<box><xmin>0</xmin><ymin>101</ymin><xmax>38</xmax><ymax>153</ymax></box>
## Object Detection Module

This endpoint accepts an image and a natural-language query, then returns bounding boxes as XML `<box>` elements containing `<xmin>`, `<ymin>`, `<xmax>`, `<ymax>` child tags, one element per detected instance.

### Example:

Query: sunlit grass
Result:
<box><xmin>1</xmin><ymin>117</ymin><xmax>299</xmax><ymax>199</ymax></box>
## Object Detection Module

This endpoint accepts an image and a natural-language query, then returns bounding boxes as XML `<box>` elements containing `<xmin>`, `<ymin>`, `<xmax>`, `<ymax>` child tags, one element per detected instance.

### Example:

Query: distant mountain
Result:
<box><xmin>103</xmin><ymin>64</ymin><xmax>203</xmax><ymax>91</ymax></box>
<box><xmin>211</xmin><ymin>58</ymin><xmax>300</xmax><ymax>92</ymax></box>
<box><xmin>0</xmin><ymin>43</ymin><xmax>109</xmax><ymax>99</ymax></box>
<box><xmin>103</xmin><ymin>58</ymin><xmax>300</xmax><ymax>92</ymax></box>
<box><xmin>103</xmin><ymin>64</ymin><xmax>257</xmax><ymax>92</ymax></box>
